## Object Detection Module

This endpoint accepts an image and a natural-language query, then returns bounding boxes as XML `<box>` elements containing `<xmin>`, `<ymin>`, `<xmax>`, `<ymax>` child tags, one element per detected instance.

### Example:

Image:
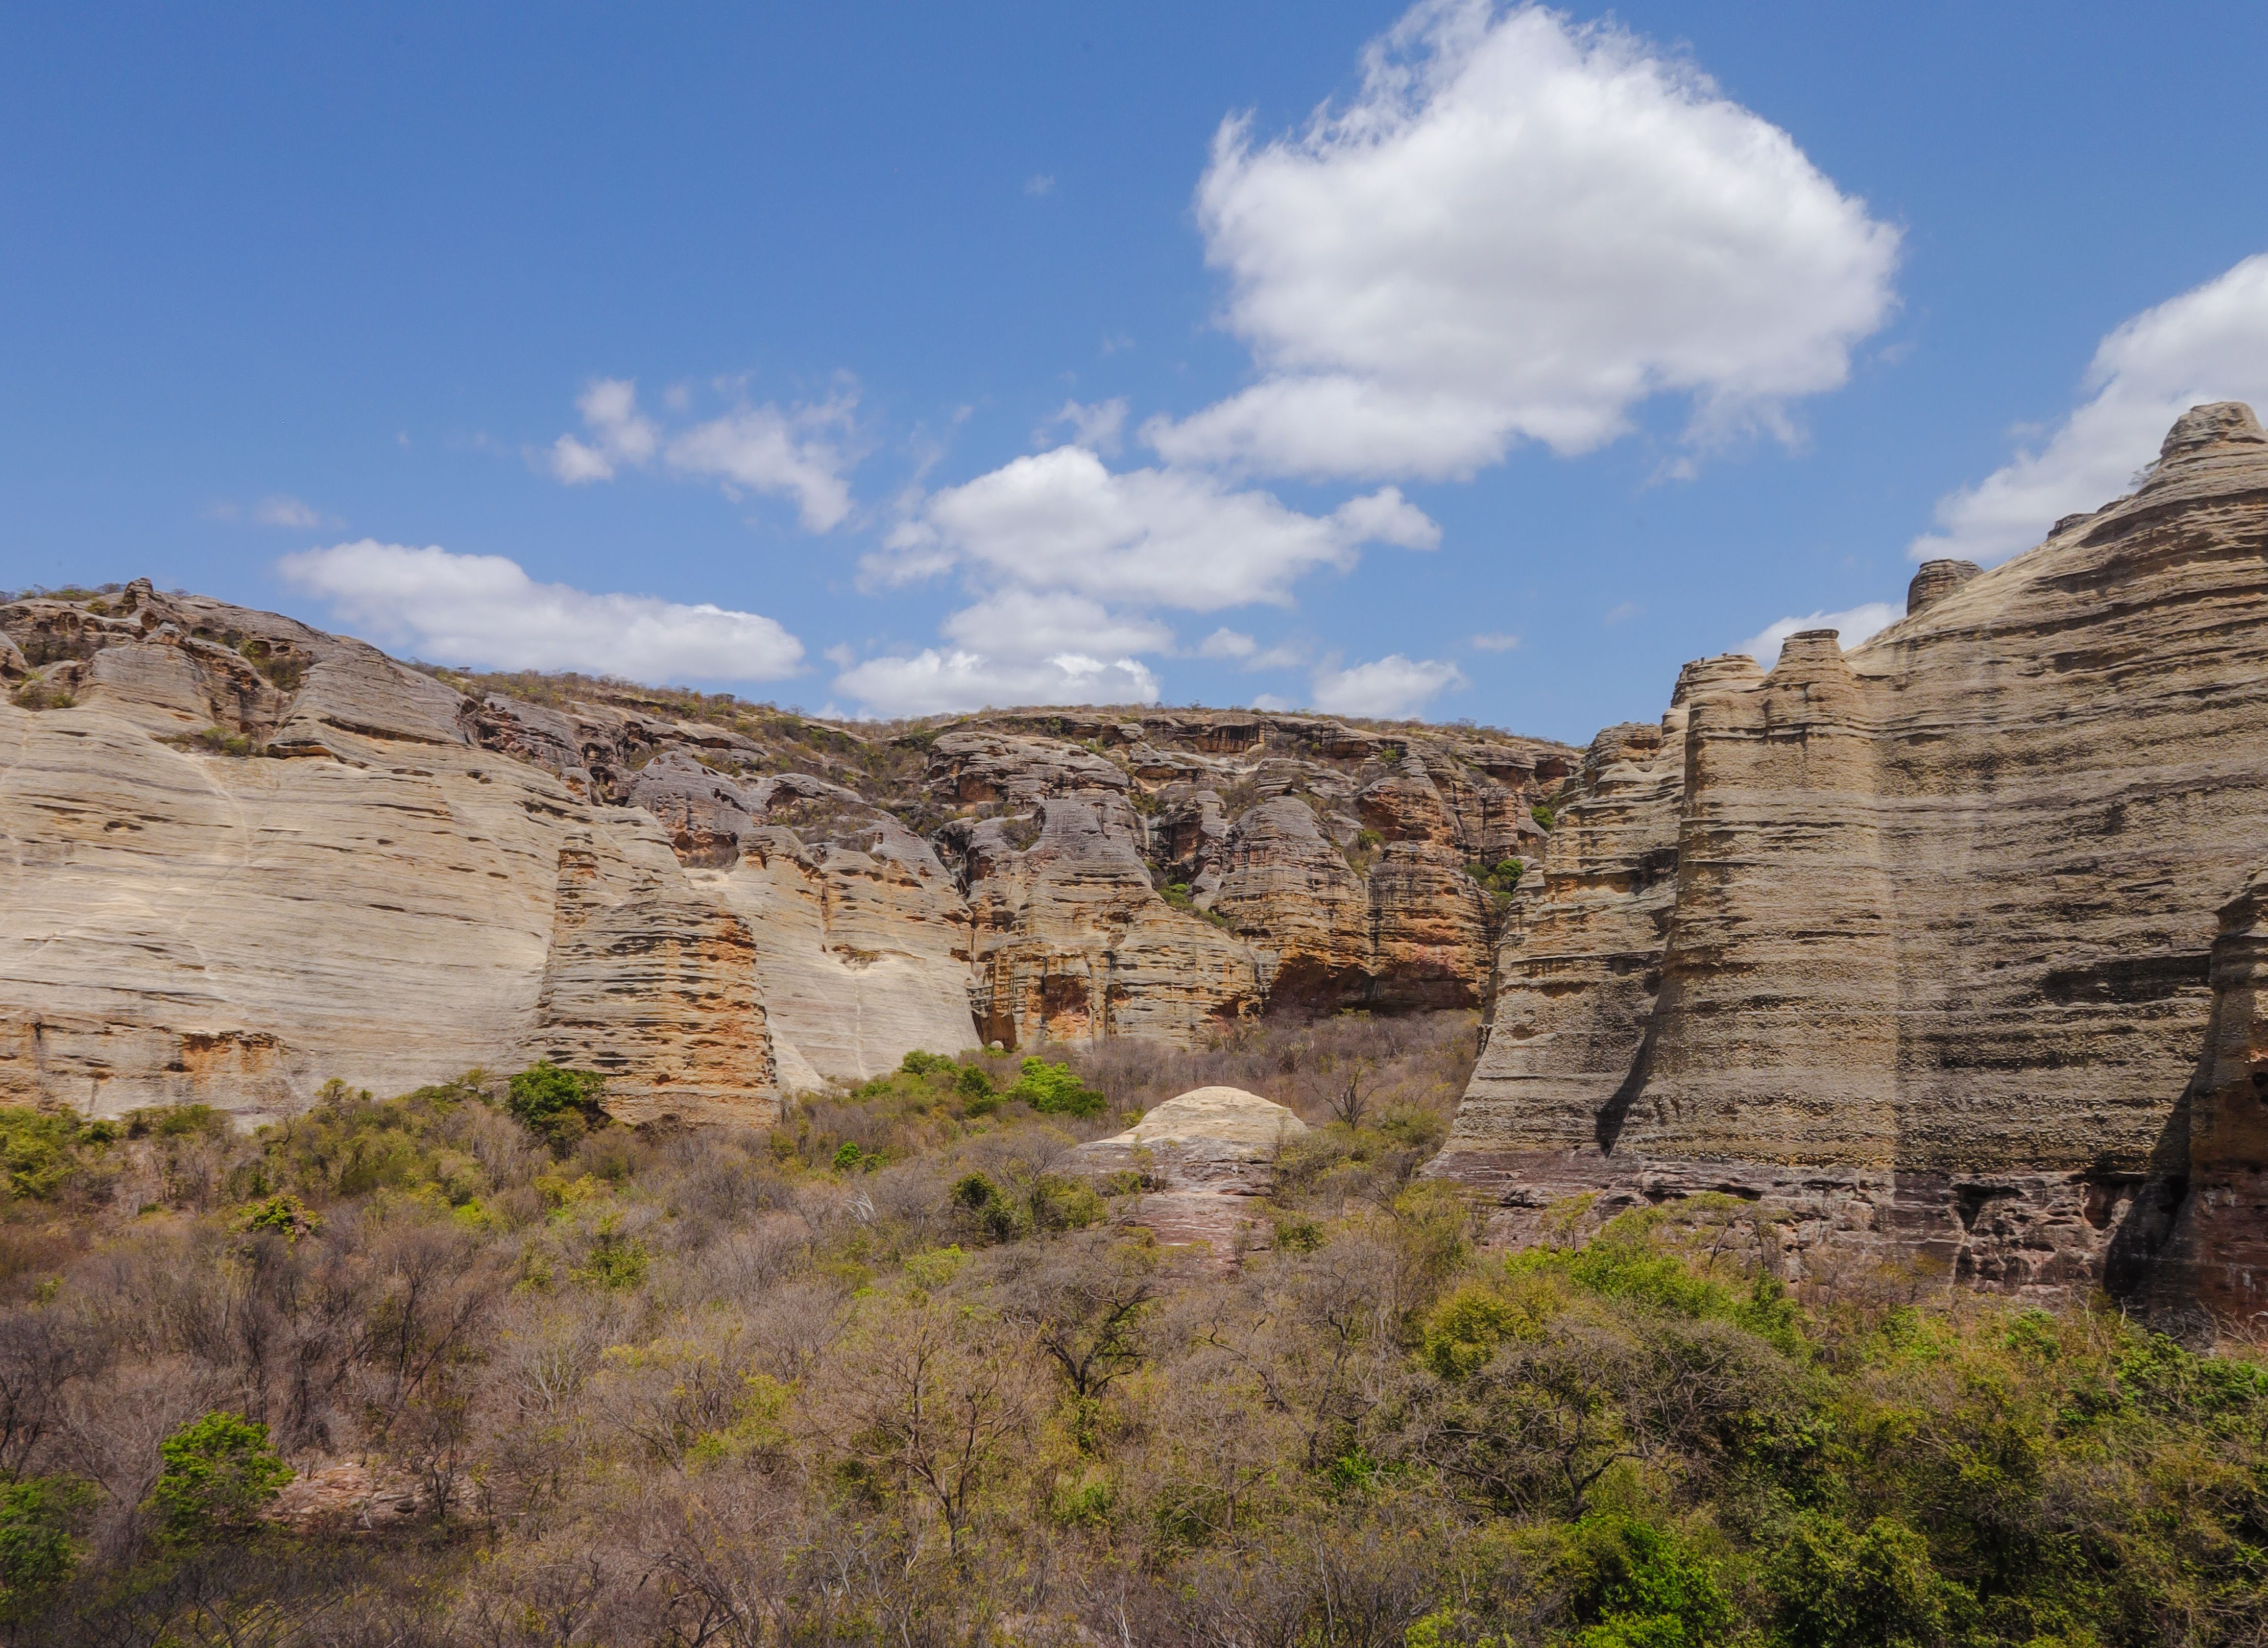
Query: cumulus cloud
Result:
<box><xmin>875</xmin><ymin>446</ymin><xmax>1438</xmax><ymax>611</ymax></box>
<box><xmin>277</xmin><ymin>540</ymin><xmax>804</xmax><ymax>683</ymax></box>
<box><xmin>547</xmin><ymin>378</ymin><xmax>856</xmax><ymax>530</ymax></box>
<box><xmin>1736</xmin><ymin>600</ymin><xmax>1899</xmax><ymax>668</ymax></box>
<box><xmin>834</xmin><ymin>649</ymin><xmax>1160</xmax><ymax>718</ymax></box>
<box><xmin>1309</xmin><ymin>653</ymin><xmax>1467</xmax><ymax>717</ymax></box>
<box><xmin>1911</xmin><ymin>254</ymin><xmax>2268</xmax><ymax>564</ymax></box>
<box><xmin>1198</xmin><ymin>627</ymin><xmax>1258</xmax><ymax>659</ymax></box>
<box><xmin>1144</xmin><ymin>1</ymin><xmax>1898</xmax><ymax>480</ymax></box>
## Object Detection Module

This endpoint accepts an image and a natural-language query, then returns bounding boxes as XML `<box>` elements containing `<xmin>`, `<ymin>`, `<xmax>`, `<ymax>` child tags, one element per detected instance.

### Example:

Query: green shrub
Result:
<box><xmin>234</xmin><ymin>1192</ymin><xmax>321</xmax><ymax>1242</ymax></box>
<box><xmin>145</xmin><ymin>1412</ymin><xmax>292</xmax><ymax>1543</ymax></box>
<box><xmin>0</xmin><ymin>1108</ymin><xmax>95</xmax><ymax>1201</ymax></box>
<box><xmin>952</xmin><ymin>1173</ymin><xmax>1022</xmax><ymax>1241</ymax></box>
<box><xmin>572</xmin><ymin>1224</ymin><xmax>649</xmax><ymax>1290</ymax></box>
<box><xmin>1767</xmin><ymin>1513</ymin><xmax>1965</xmax><ymax>1648</ymax></box>
<box><xmin>1005</xmin><ymin>1057</ymin><xmax>1107</xmax><ymax>1120</ymax></box>
<box><xmin>1567</xmin><ymin>1517</ymin><xmax>1732</xmax><ymax>1648</ymax></box>
<box><xmin>1532</xmin><ymin>803</ymin><xmax>1557</xmax><ymax>831</ymax></box>
<box><xmin>508</xmin><ymin>1061</ymin><xmax>609</xmax><ymax>1153</ymax></box>
<box><xmin>0</xmin><ymin>1477</ymin><xmax>87</xmax><ymax>1605</ymax></box>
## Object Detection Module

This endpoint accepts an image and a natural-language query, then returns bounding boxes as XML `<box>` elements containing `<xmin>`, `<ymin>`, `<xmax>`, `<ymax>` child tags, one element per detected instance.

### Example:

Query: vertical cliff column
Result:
<box><xmin>1429</xmin><ymin>658</ymin><xmax>1753</xmax><ymax>1203</ymax></box>
<box><xmin>528</xmin><ymin>835</ymin><xmax>780</xmax><ymax>1126</ymax></box>
<box><xmin>1631</xmin><ymin>632</ymin><xmax>1900</xmax><ymax>1167</ymax></box>
<box><xmin>2147</xmin><ymin>866</ymin><xmax>2268</xmax><ymax>1319</ymax></box>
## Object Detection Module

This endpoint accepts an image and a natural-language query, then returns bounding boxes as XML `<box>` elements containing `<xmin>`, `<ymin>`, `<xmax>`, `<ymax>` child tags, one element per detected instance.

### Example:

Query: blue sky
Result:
<box><xmin>7</xmin><ymin>3</ymin><xmax>2268</xmax><ymax>742</ymax></box>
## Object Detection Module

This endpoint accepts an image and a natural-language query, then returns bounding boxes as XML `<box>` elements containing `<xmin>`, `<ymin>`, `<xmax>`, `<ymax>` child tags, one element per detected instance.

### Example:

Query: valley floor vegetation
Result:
<box><xmin>0</xmin><ymin>1012</ymin><xmax>2257</xmax><ymax>1646</ymax></box>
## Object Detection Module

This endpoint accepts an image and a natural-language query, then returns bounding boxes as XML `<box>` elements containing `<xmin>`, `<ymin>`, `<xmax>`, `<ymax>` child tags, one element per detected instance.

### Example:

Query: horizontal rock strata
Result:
<box><xmin>1435</xmin><ymin>404</ymin><xmax>2268</xmax><ymax>1311</ymax></box>
<box><xmin>3</xmin><ymin>580</ymin><xmax>1575</xmax><ymax>1119</ymax></box>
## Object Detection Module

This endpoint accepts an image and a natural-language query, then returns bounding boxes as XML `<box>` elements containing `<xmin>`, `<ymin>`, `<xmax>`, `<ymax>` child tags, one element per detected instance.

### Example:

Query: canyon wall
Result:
<box><xmin>1</xmin><ymin>580</ymin><xmax>1572</xmax><ymax>1120</ymax></box>
<box><xmin>1435</xmin><ymin>403</ymin><xmax>2268</xmax><ymax>1305</ymax></box>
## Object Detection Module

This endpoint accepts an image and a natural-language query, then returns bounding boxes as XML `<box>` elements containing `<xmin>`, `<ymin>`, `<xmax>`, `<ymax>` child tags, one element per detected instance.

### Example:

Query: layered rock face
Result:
<box><xmin>0</xmin><ymin>582</ymin><xmax>780</xmax><ymax>1125</ymax></box>
<box><xmin>1435</xmin><ymin>404</ymin><xmax>2268</xmax><ymax>1305</ymax></box>
<box><xmin>3</xmin><ymin>580</ymin><xmax>1574</xmax><ymax>1119</ymax></box>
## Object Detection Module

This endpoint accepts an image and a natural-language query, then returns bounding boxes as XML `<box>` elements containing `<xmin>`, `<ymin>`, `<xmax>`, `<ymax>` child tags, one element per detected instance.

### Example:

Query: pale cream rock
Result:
<box><xmin>1101</xmin><ymin>1084</ymin><xmax>1309</xmax><ymax>1154</ymax></box>
<box><xmin>703</xmin><ymin>819</ymin><xmax>978</xmax><ymax>1088</ymax></box>
<box><xmin>1075</xmin><ymin>1084</ymin><xmax>1308</xmax><ymax>1259</ymax></box>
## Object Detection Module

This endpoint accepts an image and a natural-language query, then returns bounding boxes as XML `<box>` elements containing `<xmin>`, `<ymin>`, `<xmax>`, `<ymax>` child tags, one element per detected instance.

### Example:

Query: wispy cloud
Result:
<box><xmin>1912</xmin><ymin>253</ymin><xmax>2268</xmax><ymax>563</ymax></box>
<box><xmin>546</xmin><ymin>377</ymin><xmax>858</xmax><ymax>531</ymax></box>
<box><xmin>1737</xmin><ymin>600</ymin><xmax>1899</xmax><ymax>667</ymax></box>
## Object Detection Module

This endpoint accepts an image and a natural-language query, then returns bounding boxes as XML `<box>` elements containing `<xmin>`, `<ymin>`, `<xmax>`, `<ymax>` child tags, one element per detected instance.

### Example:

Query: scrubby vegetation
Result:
<box><xmin>0</xmin><ymin>1020</ymin><xmax>2254</xmax><ymax>1645</ymax></box>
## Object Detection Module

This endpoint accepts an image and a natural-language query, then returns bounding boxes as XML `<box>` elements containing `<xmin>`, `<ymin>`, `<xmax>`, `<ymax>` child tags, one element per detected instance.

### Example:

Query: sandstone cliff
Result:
<box><xmin>1435</xmin><ymin>403</ymin><xmax>2268</xmax><ymax>1307</ymax></box>
<box><xmin>2</xmin><ymin>580</ymin><xmax>1573</xmax><ymax>1120</ymax></box>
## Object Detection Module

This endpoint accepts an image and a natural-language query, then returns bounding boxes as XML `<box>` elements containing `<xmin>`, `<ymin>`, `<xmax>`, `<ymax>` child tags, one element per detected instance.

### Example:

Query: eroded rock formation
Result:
<box><xmin>1435</xmin><ymin>404</ymin><xmax>2268</xmax><ymax>1307</ymax></box>
<box><xmin>2</xmin><ymin>580</ymin><xmax>1573</xmax><ymax>1119</ymax></box>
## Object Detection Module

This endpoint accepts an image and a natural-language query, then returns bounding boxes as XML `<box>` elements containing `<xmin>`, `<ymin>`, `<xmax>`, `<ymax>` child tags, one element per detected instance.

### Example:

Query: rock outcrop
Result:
<box><xmin>1435</xmin><ymin>404</ymin><xmax>2268</xmax><ymax>1310</ymax></box>
<box><xmin>3</xmin><ymin>581</ymin><xmax>1575</xmax><ymax>1120</ymax></box>
<box><xmin>0</xmin><ymin>586</ymin><xmax>781</xmax><ymax>1125</ymax></box>
<box><xmin>1072</xmin><ymin>1084</ymin><xmax>1309</xmax><ymax>1254</ymax></box>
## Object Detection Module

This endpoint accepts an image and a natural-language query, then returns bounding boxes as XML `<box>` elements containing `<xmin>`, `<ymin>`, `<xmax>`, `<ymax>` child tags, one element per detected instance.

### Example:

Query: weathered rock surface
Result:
<box><xmin>3</xmin><ymin>580</ymin><xmax>1575</xmax><ymax>1119</ymax></box>
<box><xmin>1</xmin><ymin>586</ymin><xmax>780</xmax><ymax>1125</ymax></box>
<box><xmin>1435</xmin><ymin>404</ymin><xmax>2268</xmax><ymax>1310</ymax></box>
<box><xmin>1073</xmin><ymin>1084</ymin><xmax>1308</xmax><ymax>1255</ymax></box>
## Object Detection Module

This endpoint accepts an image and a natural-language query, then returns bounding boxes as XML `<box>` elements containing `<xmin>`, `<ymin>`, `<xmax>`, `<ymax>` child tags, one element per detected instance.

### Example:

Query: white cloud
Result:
<box><xmin>1736</xmin><ymin>600</ymin><xmax>1899</xmax><ymax>668</ymax></box>
<box><xmin>876</xmin><ymin>445</ymin><xmax>1438</xmax><ymax>610</ymax></box>
<box><xmin>277</xmin><ymin>541</ymin><xmax>805</xmax><ymax>683</ymax></box>
<box><xmin>1469</xmin><ymin>631</ymin><xmax>1519</xmax><ymax>651</ymax></box>
<box><xmin>834</xmin><ymin>649</ymin><xmax>1160</xmax><ymax>718</ymax></box>
<box><xmin>1309</xmin><ymin>653</ymin><xmax>1467</xmax><ymax>717</ymax></box>
<box><xmin>1145</xmin><ymin>0</ymin><xmax>1898</xmax><ymax>480</ymax></box>
<box><xmin>1911</xmin><ymin>253</ymin><xmax>2268</xmax><ymax>564</ymax></box>
<box><xmin>546</xmin><ymin>378</ymin><xmax>857</xmax><ymax>530</ymax></box>
<box><xmin>822</xmin><ymin>642</ymin><xmax>857</xmax><ymax>668</ymax></box>
<box><xmin>1198</xmin><ymin>627</ymin><xmax>1258</xmax><ymax>659</ymax></box>
<box><xmin>1041</xmin><ymin>397</ymin><xmax>1129</xmax><ymax>454</ymax></box>
<box><xmin>1025</xmin><ymin>173</ymin><xmax>1056</xmax><ymax>197</ymax></box>
<box><xmin>1604</xmin><ymin>601</ymin><xmax>1640</xmax><ymax>624</ymax></box>
<box><xmin>939</xmin><ymin>590</ymin><xmax>1175</xmax><ymax>661</ymax></box>
<box><xmin>253</xmin><ymin>495</ymin><xmax>330</xmax><ymax>529</ymax></box>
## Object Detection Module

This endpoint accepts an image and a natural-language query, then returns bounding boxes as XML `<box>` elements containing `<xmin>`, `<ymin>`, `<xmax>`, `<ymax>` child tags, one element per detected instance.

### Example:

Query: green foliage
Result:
<box><xmin>0</xmin><ymin>1478</ymin><xmax>87</xmax><ymax>1605</ymax></box>
<box><xmin>0</xmin><ymin>1106</ymin><xmax>99</xmax><ymax>1201</ymax></box>
<box><xmin>508</xmin><ymin>1061</ymin><xmax>610</xmax><ymax>1153</ymax></box>
<box><xmin>1567</xmin><ymin>1517</ymin><xmax>1733</xmax><ymax>1648</ymax></box>
<box><xmin>1767</xmin><ymin>1512</ymin><xmax>1965</xmax><ymax>1648</ymax></box>
<box><xmin>1005</xmin><ymin>1057</ymin><xmax>1107</xmax><ymax>1119</ymax></box>
<box><xmin>954</xmin><ymin>1063</ymin><xmax>995</xmax><ymax>1102</ymax></box>
<box><xmin>234</xmin><ymin>1192</ymin><xmax>321</xmax><ymax>1242</ymax></box>
<box><xmin>832</xmin><ymin>1141</ymin><xmax>867</xmax><ymax>1172</ymax></box>
<box><xmin>571</xmin><ymin>1223</ymin><xmax>650</xmax><ymax>1289</ymax></box>
<box><xmin>1532</xmin><ymin>803</ymin><xmax>1557</xmax><ymax>831</ymax></box>
<box><xmin>953</xmin><ymin>1172</ymin><xmax>1023</xmax><ymax>1241</ymax></box>
<box><xmin>145</xmin><ymin>1412</ymin><xmax>292</xmax><ymax>1543</ymax></box>
<box><xmin>123</xmin><ymin>1103</ymin><xmax>229</xmax><ymax>1141</ymax></box>
<box><xmin>238</xmin><ymin>1077</ymin><xmax>493</xmax><ymax>1206</ymax></box>
<box><xmin>1466</xmin><ymin>858</ymin><xmax>1525</xmax><ymax>905</ymax></box>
